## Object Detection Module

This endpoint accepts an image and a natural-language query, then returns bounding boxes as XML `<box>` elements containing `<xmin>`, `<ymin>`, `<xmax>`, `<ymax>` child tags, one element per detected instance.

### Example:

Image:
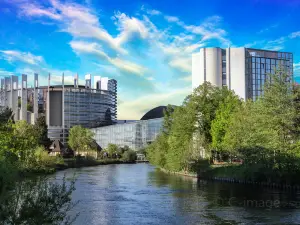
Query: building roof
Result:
<box><xmin>140</xmin><ymin>106</ymin><xmax>175</xmax><ymax>120</ymax></box>
<box><xmin>49</xmin><ymin>140</ymin><xmax>65</xmax><ymax>152</ymax></box>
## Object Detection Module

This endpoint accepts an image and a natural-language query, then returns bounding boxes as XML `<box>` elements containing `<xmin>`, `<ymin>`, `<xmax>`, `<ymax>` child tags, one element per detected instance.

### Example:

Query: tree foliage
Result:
<box><xmin>0</xmin><ymin>176</ymin><xmax>78</xmax><ymax>225</ymax></box>
<box><xmin>68</xmin><ymin>125</ymin><xmax>94</xmax><ymax>154</ymax></box>
<box><xmin>147</xmin><ymin>69</ymin><xmax>300</xmax><ymax>180</ymax></box>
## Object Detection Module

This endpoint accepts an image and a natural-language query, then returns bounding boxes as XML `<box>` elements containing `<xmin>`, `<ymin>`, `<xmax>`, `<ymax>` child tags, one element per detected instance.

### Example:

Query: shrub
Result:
<box><xmin>122</xmin><ymin>150</ymin><xmax>137</xmax><ymax>162</ymax></box>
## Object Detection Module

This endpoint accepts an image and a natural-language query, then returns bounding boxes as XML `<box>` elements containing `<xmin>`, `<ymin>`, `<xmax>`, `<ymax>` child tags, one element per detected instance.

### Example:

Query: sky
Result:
<box><xmin>0</xmin><ymin>0</ymin><xmax>300</xmax><ymax>119</ymax></box>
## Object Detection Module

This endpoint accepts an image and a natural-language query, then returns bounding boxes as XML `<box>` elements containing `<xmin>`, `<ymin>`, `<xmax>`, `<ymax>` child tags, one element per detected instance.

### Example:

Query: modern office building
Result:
<box><xmin>91</xmin><ymin>106</ymin><xmax>167</xmax><ymax>150</ymax></box>
<box><xmin>192</xmin><ymin>47</ymin><xmax>293</xmax><ymax>100</ymax></box>
<box><xmin>0</xmin><ymin>74</ymin><xmax>117</xmax><ymax>145</ymax></box>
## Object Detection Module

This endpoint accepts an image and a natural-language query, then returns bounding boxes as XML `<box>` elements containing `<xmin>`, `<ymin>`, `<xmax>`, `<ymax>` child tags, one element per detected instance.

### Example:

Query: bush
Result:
<box><xmin>0</xmin><ymin>176</ymin><xmax>78</xmax><ymax>225</ymax></box>
<box><xmin>122</xmin><ymin>150</ymin><xmax>137</xmax><ymax>162</ymax></box>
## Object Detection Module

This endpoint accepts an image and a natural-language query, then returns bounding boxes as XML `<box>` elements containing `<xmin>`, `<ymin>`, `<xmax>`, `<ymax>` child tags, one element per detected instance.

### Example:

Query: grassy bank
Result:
<box><xmin>157</xmin><ymin>162</ymin><xmax>300</xmax><ymax>188</ymax></box>
<box><xmin>60</xmin><ymin>158</ymin><xmax>135</xmax><ymax>170</ymax></box>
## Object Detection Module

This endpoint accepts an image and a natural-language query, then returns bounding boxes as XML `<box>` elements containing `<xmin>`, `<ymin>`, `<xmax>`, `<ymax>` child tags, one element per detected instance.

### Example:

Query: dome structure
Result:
<box><xmin>140</xmin><ymin>106</ymin><xmax>169</xmax><ymax>120</ymax></box>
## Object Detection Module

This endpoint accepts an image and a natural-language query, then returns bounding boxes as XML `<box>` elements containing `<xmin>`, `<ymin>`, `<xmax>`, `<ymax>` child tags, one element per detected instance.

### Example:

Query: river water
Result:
<box><xmin>55</xmin><ymin>163</ymin><xmax>300</xmax><ymax>225</ymax></box>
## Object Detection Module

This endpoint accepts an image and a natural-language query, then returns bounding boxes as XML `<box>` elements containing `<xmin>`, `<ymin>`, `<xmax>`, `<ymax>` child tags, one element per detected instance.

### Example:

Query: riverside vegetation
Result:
<box><xmin>0</xmin><ymin>109</ymin><xmax>77</xmax><ymax>224</ymax></box>
<box><xmin>147</xmin><ymin>69</ymin><xmax>300</xmax><ymax>186</ymax></box>
<box><xmin>0</xmin><ymin>110</ymin><xmax>136</xmax><ymax>224</ymax></box>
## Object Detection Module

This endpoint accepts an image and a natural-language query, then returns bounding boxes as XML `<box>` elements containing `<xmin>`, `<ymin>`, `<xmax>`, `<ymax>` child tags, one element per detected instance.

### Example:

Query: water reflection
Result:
<box><xmin>55</xmin><ymin>164</ymin><xmax>300</xmax><ymax>225</ymax></box>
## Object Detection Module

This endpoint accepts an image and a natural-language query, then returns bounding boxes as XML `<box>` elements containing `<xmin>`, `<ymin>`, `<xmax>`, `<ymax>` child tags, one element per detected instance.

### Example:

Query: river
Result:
<box><xmin>54</xmin><ymin>163</ymin><xmax>300</xmax><ymax>225</ymax></box>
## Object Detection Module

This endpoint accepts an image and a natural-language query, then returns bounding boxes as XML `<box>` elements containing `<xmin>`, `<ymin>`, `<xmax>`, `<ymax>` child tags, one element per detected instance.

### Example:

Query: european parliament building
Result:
<box><xmin>91</xmin><ymin>106</ymin><xmax>167</xmax><ymax>150</ymax></box>
<box><xmin>0</xmin><ymin>74</ymin><xmax>117</xmax><ymax>145</ymax></box>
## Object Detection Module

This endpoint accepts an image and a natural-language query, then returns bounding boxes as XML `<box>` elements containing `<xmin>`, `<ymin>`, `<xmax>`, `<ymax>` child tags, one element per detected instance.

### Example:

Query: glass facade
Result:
<box><xmin>245</xmin><ymin>49</ymin><xmax>293</xmax><ymax>100</ymax></box>
<box><xmin>91</xmin><ymin>118</ymin><xmax>163</xmax><ymax>150</ymax></box>
<box><xmin>42</xmin><ymin>80</ymin><xmax>117</xmax><ymax>145</ymax></box>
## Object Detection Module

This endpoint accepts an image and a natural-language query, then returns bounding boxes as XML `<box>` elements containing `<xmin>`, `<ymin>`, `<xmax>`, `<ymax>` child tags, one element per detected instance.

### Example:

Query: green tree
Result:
<box><xmin>34</xmin><ymin>115</ymin><xmax>51</xmax><ymax>148</ymax></box>
<box><xmin>106</xmin><ymin>144</ymin><xmax>118</xmax><ymax>157</ymax></box>
<box><xmin>68</xmin><ymin>125</ymin><xmax>94</xmax><ymax>155</ymax></box>
<box><xmin>12</xmin><ymin>120</ymin><xmax>39</xmax><ymax>164</ymax></box>
<box><xmin>210</xmin><ymin>92</ymin><xmax>242</xmax><ymax>153</ymax></box>
<box><xmin>0</xmin><ymin>107</ymin><xmax>13</xmax><ymax>125</ymax></box>
<box><xmin>0</xmin><ymin>176</ymin><xmax>78</xmax><ymax>225</ymax></box>
<box><xmin>122</xmin><ymin>150</ymin><xmax>137</xmax><ymax>162</ymax></box>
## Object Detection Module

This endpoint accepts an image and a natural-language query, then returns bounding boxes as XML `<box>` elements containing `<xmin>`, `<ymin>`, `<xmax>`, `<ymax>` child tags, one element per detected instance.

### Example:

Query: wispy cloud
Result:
<box><xmin>0</xmin><ymin>50</ymin><xmax>44</xmax><ymax>65</ymax></box>
<box><xmin>0</xmin><ymin>69</ymin><xmax>14</xmax><ymax>76</ymax></box>
<box><xmin>289</xmin><ymin>31</ymin><xmax>300</xmax><ymax>39</ymax></box>
<box><xmin>118</xmin><ymin>87</ymin><xmax>190</xmax><ymax>119</ymax></box>
<box><xmin>258</xmin><ymin>24</ymin><xmax>278</xmax><ymax>34</ymax></box>
<box><xmin>70</xmin><ymin>41</ymin><xmax>147</xmax><ymax>76</ymax></box>
<box><xmin>169</xmin><ymin>58</ymin><xmax>191</xmax><ymax>72</ymax></box>
<box><xmin>246</xmin><ymin>30</ymin><xmax>300</xmax><ymax>51</ymax></box>
<box><xmin>164</xmin><ymin>15</ymin><xmax>180</xmax><ymax>22</ymax></box>
<box><xmin>264</xmin><ymin>37</ymin><xmax>286</xmax><ymax>51</ymax></box>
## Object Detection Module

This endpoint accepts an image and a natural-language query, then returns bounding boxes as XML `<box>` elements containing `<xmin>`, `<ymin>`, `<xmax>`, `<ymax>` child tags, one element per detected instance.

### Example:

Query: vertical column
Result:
<box><xmin>94</xmin><ymin>76</ymin><xmax>101</xmax><ymax>90</ymax></box>
<box><xmin>85</xmin><ymin>74</ymin><xmax>91</xmax><ymax>88</ymax></box>
<box><xmin>74</xmin><ymin>73</ymin><xmax>78</xmax><ymax>88</ymax></box>
<box><xmin>0</xmin><ymin>78</ymin><xmax>6</xmax><ymax>107</ymax></box>
<box><xmin>5</xmin><ymin>77</ymin><xmax>11</xmax><ymax>108</ymax></box>
<box><xmin>11</xmin><ymin>76</ymin><xmax>18</xmax><ymax>121</ymax></box>
<box><xmin>226</xmin><ymin>47</ymin><xmax>231</xmax><ymax>89</ymax></box>
<box><xmin>33</xmin><ymin>73</ymin><xmax>38</xmax><ymax>124</ymax></box>
<box><xmin>46</xmin><ymin>73</ymin><xmax>50</xmax><ymax>126</ymax></box>
<box><xmin>21</xmin><ymin>74</ymin><xmax>27</xmax><ymax>121</ymax></box>
<box><xmin>62</xmin><ymin>73</ymin><xmax>65</xmax><ymax>144</ymax></box>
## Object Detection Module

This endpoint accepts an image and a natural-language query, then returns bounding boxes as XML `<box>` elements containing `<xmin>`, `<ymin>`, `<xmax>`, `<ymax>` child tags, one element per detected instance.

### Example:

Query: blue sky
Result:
<box><xmin>0</xmin><ymin>0</ymin><xmax>300</xmax><ymax>119</ymax></box>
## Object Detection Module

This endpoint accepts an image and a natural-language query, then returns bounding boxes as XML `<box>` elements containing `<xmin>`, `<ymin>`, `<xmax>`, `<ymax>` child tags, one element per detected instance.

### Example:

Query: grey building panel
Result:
<box><xmin>49</xmin><ymin>91</ymin><xmax>63</xmax><ymax>126</ymax></box>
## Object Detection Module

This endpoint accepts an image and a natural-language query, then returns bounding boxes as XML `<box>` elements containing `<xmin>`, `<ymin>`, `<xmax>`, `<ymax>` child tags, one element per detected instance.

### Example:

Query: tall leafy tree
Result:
<box><xmin>68</xmin><ymin>125</ymin><xmax>94</xmax><ymax>155</ymax></box>
<box><xmin>210</xmin><ymin>92</ymin><xmax>242</xmax><ymax>152</ymax></box>
<box><xmin>34</xmin><ymin>115</ymin><xmax>51</xmax><ymax>148</ymax></box>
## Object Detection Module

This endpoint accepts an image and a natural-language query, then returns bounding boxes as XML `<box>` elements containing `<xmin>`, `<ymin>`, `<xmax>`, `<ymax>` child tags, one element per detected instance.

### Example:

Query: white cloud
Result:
<box><xmin>146</xmin><ymin>76</ymin><xmax>154</xmax><ymax>81</ymax></box>
<box><xmin>20</xmin><ymin>3</ymin><xmax>62</xmax><ymax>20</ymax></box>
<box><xmin>289</xmin><ymin>31</ymin><xmax>300</xmax><ymax>39</ymax></box>
<box><xmin>264</xmin><ymin>37</ymin><xmax>286</xmax><ymax>51</ymax></box>
<box><xmin>0</xmin><ymin>69</ymin><xmax>14</xmax><ymax>76</ymax></box>
<box><xmin>141</xmin><ymin>5</ymin><xmax>161</xmax><ymax>16</ymax></box>
<box><xmin>0</xmin><ymin>50</ymin><xmax>44</xmax><ymax>65</ymax></box>
<box><xmin>169</xmin><ymin>58</ymin><xmax>191</xmax><ymax>72</ymax></box>
<box><xmin>294</xmin><ymin>62</ymin><xmax>300</xmax><ymax>70</ymax></box>
<box><xmin>118</xmin><ymin>87</ymin><xmax>190</xmax><ymax>119</ymax></box>
<box><xmin>70</xmin><ymin>41</ymin><xmax>146</xmax><ymax>76</ymax></box>
<box><xmin>113</xmin><ymin>12</ymin><xmax>149</xmax><ymax>47</ymax></box>
<box><xmin>164</xmin><ymin>15</ymin><xmax>179</xmax><ymax>22</ymax></box>
<box><xmin>16</xmin><ymin>1</ymin><xmax>149</xmax><ymax>55</ymax></box>
<box><xmin>180</xmin><ymin>75</ymin><xmax>192</xmax><ymax>82</ymax></box>
<box><xmin>147</xmin><ymin>9</ymin><xmax>161</xmax><ymax>16</ymax></box>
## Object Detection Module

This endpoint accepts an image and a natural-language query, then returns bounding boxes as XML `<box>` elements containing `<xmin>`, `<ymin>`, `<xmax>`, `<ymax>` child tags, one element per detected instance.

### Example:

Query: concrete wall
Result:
<box><xmin>20</xmin><ymin>74</ymin><xmax>27</xmax><ymax>121</ymax></box>
<box><xmin>227</xmin><ymin>48</ymin><xmax>247</xmax><ymax>99</ymax></box>
<box><xmin>192</xmin><ymin>48</ymin><xmax>222</xmax><ymax>90</ymax></box>
<box><xmin>205</xmin><ymin>48</ymin><xmax>222</xmax><ymax>86</ymax></box>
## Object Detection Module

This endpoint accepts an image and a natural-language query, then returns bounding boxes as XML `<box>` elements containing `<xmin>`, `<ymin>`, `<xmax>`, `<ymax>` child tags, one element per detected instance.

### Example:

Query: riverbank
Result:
<box><xmin>19</xmin><ymin>158</ymin><xmax>137</xmax><ymax>177</ymax></box>
<box><xmin>158</xmin><ymin>164</ymin><xmax>300</xmax><ymax>190</ymax></box>
<box><xmin>58</xmin><ymin>158</ymin><xmax>135</xmax><ymax>170</ymax></box>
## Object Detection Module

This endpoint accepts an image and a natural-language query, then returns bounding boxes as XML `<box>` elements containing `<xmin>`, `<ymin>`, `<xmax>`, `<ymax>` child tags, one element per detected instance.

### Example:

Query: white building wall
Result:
<box><xmin>93</xmin><ymin>76</ymin><xmax>101</xmax><ymax>89</ymax></box>
<box><xmin>192</xmin><ymin>48</ymin><xmax>222</xmax><ymax>90</ymax></box>
<box><xmin>205</xmin><ymin>48</ymin><xmax>222</xmax><ymax>86</ymax></box>
<box><xmin>100</xmin><ymin>77</ymin><xmax>109</xmax><ymax>90</ymax></box>
<box><xmin>227</xmin><ymin>48</ymin><xmax>247</xmax><ymax>99</ymax></box>
<box><xmin>33</xmin><ymin>73</ymin><xmax>38</xmax><ymax>123</ymax></box>
<box><xmin>11</xmin><ymin>76</ymin><xmax>19</xmax><ymax>121</ymax></box>
<box><xmin>21</xmin><ymin>74</ymin><xmax>27</xmax><ymax>121</ymax></box>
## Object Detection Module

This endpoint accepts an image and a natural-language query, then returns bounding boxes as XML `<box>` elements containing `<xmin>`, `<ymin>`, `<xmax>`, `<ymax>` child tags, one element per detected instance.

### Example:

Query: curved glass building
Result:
<box><xmin>91</xmin><ymin>106</ymin><xmax>167</xmax><ymax>150</ymax></box>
